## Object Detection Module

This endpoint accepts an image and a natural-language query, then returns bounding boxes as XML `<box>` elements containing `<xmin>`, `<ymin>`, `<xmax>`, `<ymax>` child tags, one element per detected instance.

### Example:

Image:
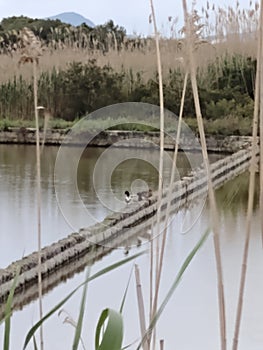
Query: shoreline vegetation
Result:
<box><xmin>0</xmin><ymin>114</ymin><xmax>255</xmax><ymax>136</ymax></box>
<box><xmin>0</xmin><ymin>6</ymin><xmax>258</xmax><ymax>137</ymax></box>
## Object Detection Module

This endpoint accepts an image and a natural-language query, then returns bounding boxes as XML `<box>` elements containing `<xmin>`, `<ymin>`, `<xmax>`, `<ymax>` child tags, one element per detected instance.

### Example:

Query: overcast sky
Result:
<box><xmin>0</xmin><ymin>0</ymin><xmax>256</xmax><ymax>35</ymax></box>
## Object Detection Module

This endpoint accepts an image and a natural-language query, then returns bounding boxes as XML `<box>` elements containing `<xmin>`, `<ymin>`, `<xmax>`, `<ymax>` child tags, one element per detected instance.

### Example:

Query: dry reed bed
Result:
<box><xmin>0</xmin><ymin>1</ymin><xmax>259</xmax><ymax>85</ymax></box>
<box><xmin>0</xmin><ymin>36</ymin><xmax>258</xmax><ymax>84</ymax></box>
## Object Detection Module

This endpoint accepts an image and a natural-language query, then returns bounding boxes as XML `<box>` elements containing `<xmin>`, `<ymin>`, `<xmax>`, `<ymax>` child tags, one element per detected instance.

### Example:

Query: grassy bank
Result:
<box><xmin>0</xmin><ymin>114</ymin><xmax>254</xmax><ymax>136</ymax></box>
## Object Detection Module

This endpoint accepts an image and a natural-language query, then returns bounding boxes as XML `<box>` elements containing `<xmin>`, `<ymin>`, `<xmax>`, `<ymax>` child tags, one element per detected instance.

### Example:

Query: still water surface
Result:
<box><xmin>0</xmin><ymin>144</ymin><xmax>209</xmax><ymax>267</ymax></box>
<box><xmin>0</xmin><ymin>144</ymin><xmax>262</xmax><ymax>350</ymax></box>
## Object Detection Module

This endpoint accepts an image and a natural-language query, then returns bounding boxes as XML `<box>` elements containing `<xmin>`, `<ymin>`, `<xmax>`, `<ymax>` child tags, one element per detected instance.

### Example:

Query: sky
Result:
<box><xmin>0</xmin><ymin>0</ymin><xmax>255</xmax><ymax>35</ymax></box>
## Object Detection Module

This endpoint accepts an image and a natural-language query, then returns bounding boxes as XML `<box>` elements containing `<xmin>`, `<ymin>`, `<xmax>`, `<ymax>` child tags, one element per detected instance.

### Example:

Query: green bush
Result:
<box><xmin>0</xmin><ymin>53</ymin><xmax>257</xmax><ymax>136</ymax></box>
<box><xmin>205</xmin><ymin>98</ymin><xmax>236</xmax><ymax>119</ymax></box>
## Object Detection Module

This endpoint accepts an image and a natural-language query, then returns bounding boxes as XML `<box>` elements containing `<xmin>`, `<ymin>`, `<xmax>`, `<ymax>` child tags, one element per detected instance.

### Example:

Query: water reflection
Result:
<box><xmin>0</xmin><ymin>144</ymin><xmax>220</xmax><ymax>268</ymax></box>
<box><xmin>215</xmin><ymin>172</ymin><xmax>259</xmax><ymax>214</ymax></box>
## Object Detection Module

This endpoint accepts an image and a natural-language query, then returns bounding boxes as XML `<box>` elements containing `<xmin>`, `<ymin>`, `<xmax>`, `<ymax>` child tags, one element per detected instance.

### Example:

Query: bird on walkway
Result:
<box><xmin>137</xmin><ymin>237</ymin><xmax>142</xmax><ymax>247</ymax></box>
<box><xmin>137</xmin><ymin>188</ymin><xmax>153</xmax><ymax>201</ymax></box>
<box><xmin>125</xmin><ymin>190</ymin><xmax>132</xmax><ymax>204</ymax></box>
<box><xmin>124</xmin><ymin>245</ymin><xmax>130</xmax><ymax>255</ymax></box>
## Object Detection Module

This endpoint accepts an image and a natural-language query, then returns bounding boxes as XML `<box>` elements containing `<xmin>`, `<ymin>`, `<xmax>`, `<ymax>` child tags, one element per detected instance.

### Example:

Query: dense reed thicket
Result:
<box><xmin>0</xmin><ymin>54</ymin><xmax>256</xmax><ymax>133</ymax></box>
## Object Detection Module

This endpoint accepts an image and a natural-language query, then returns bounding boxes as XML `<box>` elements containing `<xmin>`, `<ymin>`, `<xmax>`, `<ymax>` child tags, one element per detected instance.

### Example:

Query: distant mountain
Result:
<box><xmin>47</xmin><ymin>12</ymin><xmax>95</xmax><ymax>28</ymax></box>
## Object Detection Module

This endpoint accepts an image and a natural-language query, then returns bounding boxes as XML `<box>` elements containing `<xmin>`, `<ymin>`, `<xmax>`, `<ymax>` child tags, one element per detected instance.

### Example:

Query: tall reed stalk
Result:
<box><xmin>19</xmin><ymin>27</ymin><xmax>44</xmax><ymax>350</ymax></box>
<box><xmin>135</xmin><ymin>264</ymin><xmax>149</xmax><ymax>350</ymax></box>
<box><xmin>34</xmin><ymin>59</ymin><xmax>44</xmax><ymax>350</ymax></box>
<box><xmin>149</xmin><ymin>0</ymin><xmax>165</xmax><ymax>262</ymax></box>
<box><xmin>232</xmin><ymin>1</ymin><xmax>262</xmax><ymax>348</ymax></box>
<box><xmin>150</xmin><ymin>71</ymin><xmax>189</xmax><ymax>345</ymax></box>
<box><xmin>148</xmin><ymin>2</ymin><xmax>165</xmax><ymax>348</ymax></box>
<box><xmin>181</xmin><ymin>2</ymin><xmax>226</xmax><ymax>349</ymax></box>
<box><xmin>260</xmin><ymin>0</ymin><xmax>263</xmax><ymax>245</ymax></box>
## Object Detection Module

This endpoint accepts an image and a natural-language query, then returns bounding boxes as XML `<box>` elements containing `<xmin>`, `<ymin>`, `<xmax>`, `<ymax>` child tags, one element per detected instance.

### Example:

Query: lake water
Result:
<box><xmin>0</xmin><ymin>144</ymin><xmax>262</xmax><ymax>350</ymax></box>
<box><xmin>0</xmin><ymin>143</ymin><xmax>210</xmax><ymax>267</ymax></box>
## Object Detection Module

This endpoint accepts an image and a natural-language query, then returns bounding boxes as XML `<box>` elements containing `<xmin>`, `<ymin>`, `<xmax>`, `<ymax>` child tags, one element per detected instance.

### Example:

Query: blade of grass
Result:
<box><xmin>3</xmin><ymin>265</ymin><xmax>20</xmax><ymax>350</ymax></box>
<box><xmin>121</xmin><ymin>338</ymin><xmax>140</xmax><ymax>349</ymax></box>
<box><xmin>95</xmin><ymin>308</ymin><xmax>123</xmax><ymax>350</ymax></box>
<box><xmin>23</xmin><ymin>251</ymin><xmax>145</xmax><ymax>349</ymax></box>
<box><xmin>72</xmin><ymin>266</ymin><xmax>91</xmax><ymax>350</ymax></box>
<box><xmin>136</xmin><ymin>228</ymin><xmax>210</xmax><ymax>350</ymax></box>
<box><xmin>119</xmin><ymin>265</ymin><xmax>134</xmax><ymax>314</ymax></box>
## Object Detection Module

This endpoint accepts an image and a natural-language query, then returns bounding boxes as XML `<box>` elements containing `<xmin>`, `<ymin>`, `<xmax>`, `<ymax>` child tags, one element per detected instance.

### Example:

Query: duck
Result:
<box><xmin>124</xmin><ymin>190</ymin><xmax>131</xmax><ymax>204</ymax></box>
<box><xmin>137</xmin><ymin>188</ymin><xmax>153</xmax><ymax>201</ymax></box>
<box><xmin>124</xmin><ymin>246</ymin><xmax>130</xmax><ymax>255</ymax></box>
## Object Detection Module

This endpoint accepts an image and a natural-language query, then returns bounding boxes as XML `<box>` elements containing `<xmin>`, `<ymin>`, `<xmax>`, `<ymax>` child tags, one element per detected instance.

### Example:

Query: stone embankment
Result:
<box><xmin>0</xmin><ymin>127</ymin><xmax>255</xmax><ymax>153</ymax></box>
<box><xmin>0</xmin><ymin>145</ymin><xmax>259</xmax><ymax>302</ymax></box>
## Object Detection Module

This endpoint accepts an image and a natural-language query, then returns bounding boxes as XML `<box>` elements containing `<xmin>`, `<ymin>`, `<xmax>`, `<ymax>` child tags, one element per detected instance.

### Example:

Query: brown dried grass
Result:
<box><xmin>0</xmin><ymin>1</ymin><xmax>259</xmax><ymax>85</ymax></box>
<box><xmin>0</xmin><ymin>34</ymin><xmax>259</xmax><ymax>85</ymax></box>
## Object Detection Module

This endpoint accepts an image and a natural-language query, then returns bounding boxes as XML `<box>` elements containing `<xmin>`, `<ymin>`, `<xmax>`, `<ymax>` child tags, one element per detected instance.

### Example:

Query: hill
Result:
<box><xmin>47</xmin><ymin>12</ymin><xmax>95</xmax><ymax>28</ymax></box>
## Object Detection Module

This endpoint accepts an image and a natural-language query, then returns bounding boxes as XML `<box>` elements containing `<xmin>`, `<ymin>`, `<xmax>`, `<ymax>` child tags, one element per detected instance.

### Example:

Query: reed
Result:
<box><xmin>136</xmin><ymin>229</ymin><xmax>210</xmax><ymax>350</ymax></box>
<box><xmin>3</xmin><ymin>266</ymin><xmax>20</xmax><ymax>350</ymax></box>
<box><xmin>232</xmin><ymin>1</ymin><xmax>262</xmax><ymax>348</ymax></box>
<box><xmin>72</xmin><ymin>268</ymin><xmax>90</xmax><ymax>350</ymax></box>
<box><xmin>135</xmin><ymin>264</ymin><xmax>149</xmax><ymax>350</ymax></box>
<box><xmin>181</xmin><ymin>2</ymin><xmax>226</xmax><ymax>349</ymax></box>
<box><xmin>154</xmin><ymin>70</ymin><xmax>189</xmax><ymax>314</ymax></box>
<box><xmin>22</xmin><ymin>252</ymin><xmax>143</xmax><ymax>349</ymax></box>
<box><xmin>0</xmin><ymin>8</ymin><xmax>259</xmax><ymax>87</ymax></box>
<box><xmin>260</xmin><ymin>0</ymin><xmax>263</xmax><ymax>245</ymax></box>
<box><xmin>0</xmin><ymin>52</ymin><xmax>256</xmax><ymax>128</ymax></box>
<box><xmin>18</xmin><ymin>26</ymin><xmax>44</xmax><ymax>350</ymax></box>
<box><xmin>148</xmin><ymin>2</ymin><xmax>165</xmax><ymax>349</ymax></box>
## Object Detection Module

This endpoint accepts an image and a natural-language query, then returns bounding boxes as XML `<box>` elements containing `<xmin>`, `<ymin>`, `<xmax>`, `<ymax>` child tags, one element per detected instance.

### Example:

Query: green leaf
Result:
<box><xmin>119</xmin><ymin>265</ymin><xmax>134</xmax><ymax>314</ymax></box>
<box><xmin>136</xmin><ymin>229</ymin><xmax>210</xmax><ymax>350</ymax></box>
<box><xmin>95</xmin><ymin>308</ymin><xmax>123</xmax><ymax>350</ymax></box>
<box><xmin>72</xmin><ymin>267</ymin><xmax>90</xmax><ymax>350</ymax></box>
<box><xmin>4</xmin><ymin>265</ymin><xmax>20</xmax><ymax>350</ymax></box>
<box><xmin>23</xmin><ymin>251</ymin><xmax>145</xmax><ymax>349</ymax></box>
